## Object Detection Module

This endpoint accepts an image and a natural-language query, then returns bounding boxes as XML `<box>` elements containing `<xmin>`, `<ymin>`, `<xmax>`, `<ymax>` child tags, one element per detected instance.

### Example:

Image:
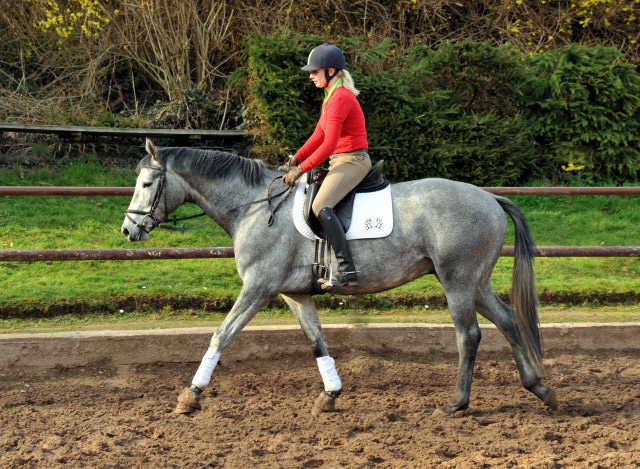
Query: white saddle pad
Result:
<box><xmin>292</xmin><ymin>179</ymin><xmax>393</xmax><ymax>240</ymax></box>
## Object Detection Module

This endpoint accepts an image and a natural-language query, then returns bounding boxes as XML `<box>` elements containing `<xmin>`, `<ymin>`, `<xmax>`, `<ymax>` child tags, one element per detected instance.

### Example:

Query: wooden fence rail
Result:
<box><xmin>2</xmin><ymin>186</ymin><xmax>640</xmax><ymax>196</ymax></box>
<box><xmin>0</xmin><ymin>123</ymin><xmax>246</xmax><ymax>141</ymax></box>
<box><xmin>1</xmin><ymin>246</ymin><xmax>639</xmax><ymax>262</ymax></box>
<box><xmin>0</xmin><ymin>247</ymin><xmax>235</xmax><ymax>262</ymax></box>
<box><xmin>2</xmin><ymin>184</ymin><xmax>639</xmax><ymax>262</ymax></box>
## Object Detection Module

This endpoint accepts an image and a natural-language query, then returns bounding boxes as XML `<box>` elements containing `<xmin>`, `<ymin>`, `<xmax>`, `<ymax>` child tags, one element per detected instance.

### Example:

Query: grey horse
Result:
<box><xmin>121</xmin><ymin>139</ymin><xmax>557</xmax><ymax>416</ymax></box>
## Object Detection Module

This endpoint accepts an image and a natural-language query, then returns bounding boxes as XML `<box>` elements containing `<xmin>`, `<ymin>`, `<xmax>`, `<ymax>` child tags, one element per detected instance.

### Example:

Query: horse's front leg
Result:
<box><xmin>174</xmin><ymin>284</ymin><xmax>276</xmax><ymax>414</ymax></box>
<box><xmin>282</xmin><ymin>294</ymin><xmax>342</xmax><ymax>416</ymax></box>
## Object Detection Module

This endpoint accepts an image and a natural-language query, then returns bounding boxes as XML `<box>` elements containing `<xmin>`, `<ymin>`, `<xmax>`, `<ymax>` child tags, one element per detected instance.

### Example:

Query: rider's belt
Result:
<box><xmin>330</xmin><ymin>149</ymin><xmax>368</xmax><ymax>159</ymax></box>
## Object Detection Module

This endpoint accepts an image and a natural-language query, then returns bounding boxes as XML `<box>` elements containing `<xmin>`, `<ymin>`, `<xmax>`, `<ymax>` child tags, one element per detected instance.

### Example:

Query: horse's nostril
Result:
<box><xmin>122</xmin><ymin>227</ymin><xmax>130</xmax><ymax>238</ymax></box>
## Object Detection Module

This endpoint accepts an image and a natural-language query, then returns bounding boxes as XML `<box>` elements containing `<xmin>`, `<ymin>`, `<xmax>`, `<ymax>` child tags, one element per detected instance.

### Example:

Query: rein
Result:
<box><xmin>225</xmin><ymin>176</ymin><xmax>294</xmax><ymax>226</ymax></box>
<box><xmin>126</xmin><ymin>167</ymin><xmax>293</xmax><ymax>234</ymax></box>
<box><xmin>161</xmin><ymin>212</ymin><xmax>211</xmax><ymax>234</ymax></box>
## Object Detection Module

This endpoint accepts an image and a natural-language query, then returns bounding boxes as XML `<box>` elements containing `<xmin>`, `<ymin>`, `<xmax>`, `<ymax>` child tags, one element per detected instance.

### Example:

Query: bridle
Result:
<box><xmin>125</xmin><ymin>164</ymin><xmax>211</xmax><ymax>235</ymax></box>
<box><xmin>125</xmin><ymin>164</ymin><xmax>294</xmax><ymax>234</ymax></box>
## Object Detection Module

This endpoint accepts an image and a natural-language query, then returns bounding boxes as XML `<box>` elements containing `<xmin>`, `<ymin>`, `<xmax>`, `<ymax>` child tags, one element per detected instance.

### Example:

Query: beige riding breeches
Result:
<box><xmin>311</xmin><ymin>151</ymin><xmax>372</xmax><ymax>217</ymax></box>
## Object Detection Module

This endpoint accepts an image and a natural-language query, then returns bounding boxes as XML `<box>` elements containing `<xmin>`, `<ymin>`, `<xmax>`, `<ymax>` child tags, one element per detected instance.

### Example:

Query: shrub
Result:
<box><xmin>365</xmin><ymin>41</ymin><xmax>545</xmax><ymax>184</ymax></box>
<box><xmin>523</xmin><ymin>44</ymin><xmax>640</xmax><ymax>182</ymax></box>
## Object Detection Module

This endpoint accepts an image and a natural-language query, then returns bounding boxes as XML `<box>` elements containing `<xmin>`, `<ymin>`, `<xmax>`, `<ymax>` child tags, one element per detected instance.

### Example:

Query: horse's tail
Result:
<box><xmin>495</xmin><ymin>196</ymin><xmax>544</xmax><ymax>378</ymax></box>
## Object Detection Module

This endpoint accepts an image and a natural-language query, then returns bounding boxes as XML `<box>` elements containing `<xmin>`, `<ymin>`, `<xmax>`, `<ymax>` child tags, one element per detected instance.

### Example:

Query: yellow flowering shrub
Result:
<box><xmin>27</xmin><ymin>0</ymin><xmax>115</xmax><ymax>43</ymax></box>
<box><xmin>491</xmin><ymin>0</ymin><xmax>638</xmax><ymax>56</ymax></box>
<box><xmin>562</xmin><ymin>162</ymin><xmax>586</xmax><ymax>172</ymax></box>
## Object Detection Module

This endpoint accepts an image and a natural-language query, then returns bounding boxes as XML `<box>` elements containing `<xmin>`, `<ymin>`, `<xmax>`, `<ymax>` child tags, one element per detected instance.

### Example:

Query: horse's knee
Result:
<box><xmin>456</xmin><ymin>325</ymin><xmax>481</xmax><ymax>353</ymax></box>
<box><xmin>470</xmin><ymin>326</ymin><xmax>481</xmax><ymax>345</ymax></box>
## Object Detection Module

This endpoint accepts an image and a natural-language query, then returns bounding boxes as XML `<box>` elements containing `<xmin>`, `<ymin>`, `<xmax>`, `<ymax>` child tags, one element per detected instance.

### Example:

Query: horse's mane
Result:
<box><xmin>138</xmin><ymin>147</ymin><xmax>272</xmax><ymax>187</ymax></box>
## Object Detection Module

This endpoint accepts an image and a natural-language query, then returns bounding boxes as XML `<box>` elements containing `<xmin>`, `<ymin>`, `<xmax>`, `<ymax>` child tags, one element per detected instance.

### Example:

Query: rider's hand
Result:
<box><xmin>278</xmin><ymin>155</ymin><xmax>298</xmax><ymax>172</ymax></box>
<box><xmin>285</xmin><ymin>155</ymin><xmax>298</xmax><ymax>168</ymax></box>
<box><xmin>283</xmin><ymin>166</ymin><xmax>303</xmax><ymax>186</ymax></box>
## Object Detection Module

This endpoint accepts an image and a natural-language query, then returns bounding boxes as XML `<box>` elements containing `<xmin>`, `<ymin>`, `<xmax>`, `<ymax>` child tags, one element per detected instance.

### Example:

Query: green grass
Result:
<box><xmin>1</xmin><ymin>160</ymin><xmax>640</xmax><ymax>328</ymax></box>
<box><xmin>2</xmin><ymin>304</ymin><xmax>639</xmax><ymax>334</ymax></box>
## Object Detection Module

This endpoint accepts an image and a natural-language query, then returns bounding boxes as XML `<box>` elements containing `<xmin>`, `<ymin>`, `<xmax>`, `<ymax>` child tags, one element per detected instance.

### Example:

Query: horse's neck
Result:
<box><xmin>185</xmin><ymin>172</ymin><xmax>275</xmax><ymax>235</ymax></box>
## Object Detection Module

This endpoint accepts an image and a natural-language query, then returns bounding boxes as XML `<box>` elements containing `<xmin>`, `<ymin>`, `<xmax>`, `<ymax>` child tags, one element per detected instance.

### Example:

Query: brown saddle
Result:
<box><xmin>303</xmin><ymin>160</ymin><xmax>388</xmax><ymax>239</ymax></box>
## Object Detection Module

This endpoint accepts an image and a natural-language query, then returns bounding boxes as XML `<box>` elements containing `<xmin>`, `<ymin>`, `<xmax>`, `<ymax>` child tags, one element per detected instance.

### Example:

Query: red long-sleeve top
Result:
<box><xmin>294</xmin><ymin>86</ymin><xmax>368</xmax><ymax>173</ymax></box>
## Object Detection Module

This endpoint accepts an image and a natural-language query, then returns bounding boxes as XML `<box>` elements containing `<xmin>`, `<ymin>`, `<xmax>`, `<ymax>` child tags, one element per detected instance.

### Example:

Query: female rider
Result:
<box><xmin>283</xmin><ymin>43</ymin><xmax>371</xmax><ymax>290</ymax></box>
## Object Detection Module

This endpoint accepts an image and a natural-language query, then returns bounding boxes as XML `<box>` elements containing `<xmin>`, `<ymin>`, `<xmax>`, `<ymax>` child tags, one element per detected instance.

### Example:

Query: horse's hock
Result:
<box><xmin>1</xmin><ymin>323</ymin><xmax>639</xmax><ymax>374</ymax></box>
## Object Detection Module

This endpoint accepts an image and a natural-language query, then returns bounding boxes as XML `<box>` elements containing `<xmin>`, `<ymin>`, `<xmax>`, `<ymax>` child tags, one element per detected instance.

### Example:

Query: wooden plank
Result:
<box><xmin>1</xmin><ymin>246</ymin><xmax>639</xmax><ymax>262</ymax></box>
<box><xmin>485</xmin><ymin>186</ymin><xmax>640</xmax><ymax>195</ymax></box>
<box><xmin>0</xmin><ymin>123</ymin><xmax>246</xmax><ymax>139</ymax></box>
<box><xmin>3</xmin><ymin>186</ymin><xmax>640</xmax><ymax>196</ymax></box>
<box><xmin>0</xmin><ymin>247</ymin><xmax>235</xmax><ymax>261</ymax></box>
<box><xmin>501</xmin><ymin>246</ymin><xmax>640</xmax><ymax>257</ymax></box>
<box><xmin>0</xmin><ymin>186</ymin><xmax>134</xmax><ymax>196</ymax></box>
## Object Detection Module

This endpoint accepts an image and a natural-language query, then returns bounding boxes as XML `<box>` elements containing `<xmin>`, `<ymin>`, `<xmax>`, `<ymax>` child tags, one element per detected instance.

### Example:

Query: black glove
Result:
<box><xmin>283</xmin><ymin>166</ymin><xmax>303</xmax><ymax>186</ymax></box>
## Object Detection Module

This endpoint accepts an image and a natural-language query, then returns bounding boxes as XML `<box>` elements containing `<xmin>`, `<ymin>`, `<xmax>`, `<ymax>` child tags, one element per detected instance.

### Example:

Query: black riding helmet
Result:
<box><xmin>301</xmin><ymin>43</ymin><xmax>345</xmax><ymax>86</ymax></box>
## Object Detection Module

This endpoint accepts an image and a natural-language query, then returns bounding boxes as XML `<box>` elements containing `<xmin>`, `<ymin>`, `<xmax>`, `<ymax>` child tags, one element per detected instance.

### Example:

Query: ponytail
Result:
<box><xmin>338</xmin><ymin>69</ymin><xmax>360</xmax><ymax>97</ymax></box>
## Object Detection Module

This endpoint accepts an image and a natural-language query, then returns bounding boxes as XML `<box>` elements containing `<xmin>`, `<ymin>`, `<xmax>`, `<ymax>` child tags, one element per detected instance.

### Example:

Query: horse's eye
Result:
<box><xmin>142</xmin><ymin>182</ymin><xmax>153</xmax><ymax>188</ymax></box>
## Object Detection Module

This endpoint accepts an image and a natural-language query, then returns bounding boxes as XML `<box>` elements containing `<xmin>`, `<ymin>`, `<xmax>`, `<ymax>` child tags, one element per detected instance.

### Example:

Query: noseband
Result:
<box><xmin>125</xmin><ymin>165</ymin><xmax>210</xmax><ymax>234</ymax></box>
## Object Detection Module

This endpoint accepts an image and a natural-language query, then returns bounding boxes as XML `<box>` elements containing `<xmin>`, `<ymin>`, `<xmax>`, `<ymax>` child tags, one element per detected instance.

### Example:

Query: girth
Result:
<box><xmin>303</xmin><ymin>160</ymin><xmax>388</xmax><ymax>239</ymax></box>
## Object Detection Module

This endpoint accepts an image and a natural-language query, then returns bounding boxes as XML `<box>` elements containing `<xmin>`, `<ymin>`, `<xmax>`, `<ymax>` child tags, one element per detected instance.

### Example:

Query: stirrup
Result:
<box><xmin>318</xmin><ymin>269</ymin><xmax>358</xmax><ymax>290</ymax></box>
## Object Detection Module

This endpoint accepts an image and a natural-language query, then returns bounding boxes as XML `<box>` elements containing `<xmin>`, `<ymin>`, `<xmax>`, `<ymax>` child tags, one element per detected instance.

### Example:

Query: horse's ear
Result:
<box><xmin>145</xmin><ymin>138</ymin><xmax>158</xmax><ymax>162</ymax></box>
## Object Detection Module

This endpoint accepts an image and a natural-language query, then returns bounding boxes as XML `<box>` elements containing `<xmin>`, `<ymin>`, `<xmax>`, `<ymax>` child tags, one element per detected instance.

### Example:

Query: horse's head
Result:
<box><xmin>121</xmin><ymin>139</ymin><xmax>182</xmax><ymax>241</ymax></box>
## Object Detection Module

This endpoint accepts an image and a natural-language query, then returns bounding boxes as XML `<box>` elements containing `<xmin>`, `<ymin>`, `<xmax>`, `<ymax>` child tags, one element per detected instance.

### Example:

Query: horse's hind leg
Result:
<box><xmin>475</xmin><ymin>286</ymin><xmax>557</xmax><ymax>410</ymax></box>
<box><xmin>282</xmin><ymin>294</ymin><xmax>342</xmax><ymax>416</ymax></box>
<box><xmin>435</xmin><ymin>288</ymin><xmax>482</xmax><ymax>415</ymax></box>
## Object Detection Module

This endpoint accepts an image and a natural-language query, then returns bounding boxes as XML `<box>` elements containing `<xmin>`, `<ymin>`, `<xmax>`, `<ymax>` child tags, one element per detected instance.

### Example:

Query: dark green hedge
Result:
<box><xmin>233</xmin><ymin>31</ymin><xmax>640</xmax><ymax>185</ymax></box>
<box><xmin>523</xmin><ymin>44</ymin><xmax>640</xmax><ymax>181</ymax></box>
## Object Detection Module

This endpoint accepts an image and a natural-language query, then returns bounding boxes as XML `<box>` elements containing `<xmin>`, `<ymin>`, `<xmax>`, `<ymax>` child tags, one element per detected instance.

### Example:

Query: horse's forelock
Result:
<box><xmin>135</xmin><ymin>154</ymin><xmax>153</xmax><ymax>174</ymax></box>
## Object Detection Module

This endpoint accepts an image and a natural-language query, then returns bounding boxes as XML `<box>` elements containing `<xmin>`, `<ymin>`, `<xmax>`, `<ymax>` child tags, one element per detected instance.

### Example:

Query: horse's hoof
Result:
<box><xmin>543</xmin><ymin>388</ymin><xmax>558</xmax><ymax>411</ymax></box>
<box><xmin>174</xmin><ymin>387</ymin><xmax>202</xmax><ymax>414</ymax></box>
<box><xmin>432</xmin><ymin>408</ymin><xmax>448</xmax><ymax>417</ymax></box>
<box><xmin>311</xmin><ymin>391</ymin><xmax>336</xmax><ymax>416</ymax></box>
<box><xmin>432</xmin><ymin>402</ymin><xmax>468</xmax><ymax>416</ymax></box>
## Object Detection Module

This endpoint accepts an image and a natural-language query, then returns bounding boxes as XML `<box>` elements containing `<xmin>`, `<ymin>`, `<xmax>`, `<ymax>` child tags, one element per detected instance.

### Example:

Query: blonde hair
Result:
<box><xmin>338</xmin><ymin>69</ymin><xmax>360</xmax><ymax>96</ymax></box>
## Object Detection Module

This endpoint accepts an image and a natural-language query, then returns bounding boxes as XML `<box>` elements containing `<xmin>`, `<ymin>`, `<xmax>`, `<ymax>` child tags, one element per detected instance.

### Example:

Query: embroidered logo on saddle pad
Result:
<box><xmin>292</xmin><ymin>180</ymin><xmax>393</xmax><ymax>240</ymax></box>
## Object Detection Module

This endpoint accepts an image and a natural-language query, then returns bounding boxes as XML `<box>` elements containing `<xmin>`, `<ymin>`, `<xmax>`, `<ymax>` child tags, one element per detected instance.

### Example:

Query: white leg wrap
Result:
<box><xmin>317</xmin><ymin>355</ymin><xmax>342</xmax><ymax>392</ymax></box>
<box><xmin>192</xmin><ymin>348</ymin><xmax>221</xmax><ymax>389</ymax></box>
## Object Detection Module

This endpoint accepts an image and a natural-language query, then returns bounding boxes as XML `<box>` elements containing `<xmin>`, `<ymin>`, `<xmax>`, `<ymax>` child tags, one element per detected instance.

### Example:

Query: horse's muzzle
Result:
<box><xmin>121</xmin><ymin>221</ymin><xmax>149</xmax><ymax>242</ymax></box>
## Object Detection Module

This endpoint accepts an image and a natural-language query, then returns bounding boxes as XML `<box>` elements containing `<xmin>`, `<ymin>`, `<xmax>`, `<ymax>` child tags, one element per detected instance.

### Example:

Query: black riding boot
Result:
<box><xmin>316</xmin><ymin>207</ymin><xmax>358</xmax><ymax>290</ymax></box>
